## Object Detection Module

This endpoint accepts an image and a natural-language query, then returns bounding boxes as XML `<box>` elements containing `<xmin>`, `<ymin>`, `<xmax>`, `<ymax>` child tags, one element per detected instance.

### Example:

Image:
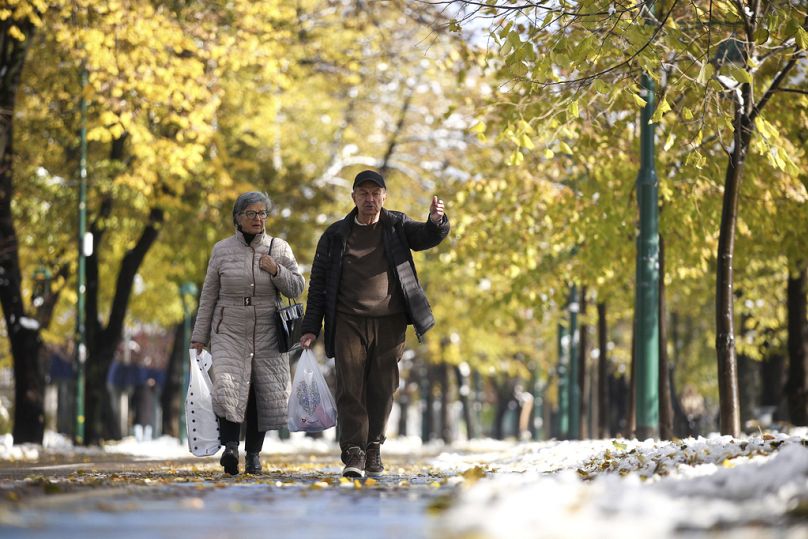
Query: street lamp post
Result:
<box><xmin>179</xmin><ymin>281</ymin><xmax>197</xmax><ymax>443</ymax></box>
<box><xmin>634</xmin><ymin>2</ymin><xmax>661</xmax><ymax>439</ymax></box>
<box><xmin>75</xmin><ymin>66</ymin><xmax>89</xmax><ymax>445</ymax></box>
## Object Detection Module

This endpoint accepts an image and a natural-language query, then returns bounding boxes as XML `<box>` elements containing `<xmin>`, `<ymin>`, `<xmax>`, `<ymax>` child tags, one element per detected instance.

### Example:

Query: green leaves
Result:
<box><xmin>650</xmin><ymin>97</ymin><xmax>671</xmax><ymax>124</ymax></box>
<box><xmin>631</xmin><ymin>93</ymin><xmax>648</xmax><ymax>108</ymax></box>
<box><xmin>470</xmin><ymin>121</ymin><xmax>487</xmax><ymax>142</ymax></box>
<box><xmin>568</xmin><ymin>100</ymin><xmax>579</xmax><ymax>119</ymax></box>
<box><xmin>724</xmin><ymin>65</ymin><xmax>753</xmax><ymax>85</ymax></box>
<box><xmin>506</xmin><ymin>150</ymin><xmax>525</xmax><ymax>166</ymax></box>
<box><xmin>796</xmin><ymin>27</ymin><xmax>808</xmax><ymax>49</ymax></box>
<box><xmin>696</xmin><ymin>62</ymin><xmax>715</xmax><ymax>85</ymax></box>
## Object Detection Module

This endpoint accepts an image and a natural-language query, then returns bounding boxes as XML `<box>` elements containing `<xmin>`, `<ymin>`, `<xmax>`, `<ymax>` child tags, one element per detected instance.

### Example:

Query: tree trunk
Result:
<box><xmin>397</xmin><ymin>366</ymin><xmax>416</xmax><ymax>438</ymax></box>
<box><xmin>493</xmin><ymin>395</ymin><xmax>507</xmax><ymax>440</ymax></box>
<box><xmin>628</xmin><ymin>313</ymin><xmax>637</xmax><ymax>436</ymax></box>
<box><xmin>161</xmin><ymin>321</ymin><xmax>185</xmax><ymax>437</ymax></box>
<box><xmin>669</xmin><ymin>312</ymin><xmax>691</xmax><ymax>437</ymax></box>
<box><xmin>658</xmin><ymin>236</ymin><xmax>674</xmax><ymax>439</ymax></box>
<box><xmin>84</xmin><ymin>203</ymin><xmax>165</xmax><ymax>444</ymax></box>
<box><xmin>454</xmin><ymin>365</ymin><xmax>475</xmax><ymax>440</ymax></box>
<box><xmin>527</xmin><ymin>367</ymin><xmax>540</xmax><ymax>440</ymax></box>
<box><xmin>578</xmin><ymin>286</ymin><xmax>589</xmax><ymax>438</ymax></box>
<box><xmin>714</xmin><ymin>98</ymin><xmax>753</xmax><ymax>437</ymax></box>
<box><xmin>0</xmin><ymin>17</ymin><xmax>46</xmax><ymax>444</ymax></box>
<box><xmin>786</xmin><ymin>267</ymin><xmax>808</xmax><ymax>425</ymax></box>
<box><xmin>597</xmin><ymin>302</ymin><xmax>609</xmax><ymax>438</ymax></box>
<box><xmin>9</xmin><ymin>331</ymin><xmax>46</xmax><ymax>444</ymax></box>
<box><xmin>397</xmin><ymin>389</ymin><xmax>409</xmax><ymax>437</ymax></box>
<box><xmin>713</xmin><ymin>13</ymin><xmax>799</xmax><ymax>436</ymax></box>
<box><xmin>439</xmin><ymin>362</ymin><xmax>451</xmax><ymax>444</ymax></box>
<box><xmin>379</xmin><ymin>84</ymin><xmax>415</xmax><ymax>175</ymax></box>
<box><xmin>610</xmin><ymin>371</ymin><xmax>630</xmax><ymax>437</ymax></box>
<box><xmin>556</xmin><ymin>322</ymin><xmax>569</xmax><ymax>439</ymax></box>
<box><xmin>760</xmin><ymin>349</ymin><xmax>786</xmax><ymax>423</ymax></box>
<box><xmin>421</xmin><ymin>364</ymin><xmax>434</xmax><ymax>442</ymax></box>
<box><xmin>492</xmin><ymin>377</ymin><xmax>514</xmax><ymax>440</ymax></box>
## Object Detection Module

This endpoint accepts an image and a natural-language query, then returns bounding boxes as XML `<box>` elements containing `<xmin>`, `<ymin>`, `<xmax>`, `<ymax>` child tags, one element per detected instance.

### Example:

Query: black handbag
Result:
<box><xmin>269</xmin><ymin>238</ymin><xmax>304</xmax><ymax>353</ymax></box>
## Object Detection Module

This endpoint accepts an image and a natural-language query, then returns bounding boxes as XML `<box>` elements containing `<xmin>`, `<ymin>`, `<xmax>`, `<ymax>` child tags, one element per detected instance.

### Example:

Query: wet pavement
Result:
<box><xmin>0</xmin><ymin>453</ymin><xmax>454</xmax><ymax>539</ymax></box>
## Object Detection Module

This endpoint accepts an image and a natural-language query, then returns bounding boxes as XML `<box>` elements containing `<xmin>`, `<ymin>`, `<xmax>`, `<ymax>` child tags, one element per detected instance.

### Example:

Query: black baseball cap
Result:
<box><xmin>352</xmin><ymin>170</ymin><xmax>386</xmax><ymax>189</ymax></box>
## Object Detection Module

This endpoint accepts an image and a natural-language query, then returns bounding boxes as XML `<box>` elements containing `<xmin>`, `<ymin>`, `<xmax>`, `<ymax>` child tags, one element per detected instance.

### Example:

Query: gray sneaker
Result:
<box><xmin>365</xmin><ymin>442</ymin><xmax>384</xmax><ymax>477</ymax></box>
<box><xmin>342</xmin><ymin>446</ymin><xmax>365</xmax><ymax>478</ymax></box>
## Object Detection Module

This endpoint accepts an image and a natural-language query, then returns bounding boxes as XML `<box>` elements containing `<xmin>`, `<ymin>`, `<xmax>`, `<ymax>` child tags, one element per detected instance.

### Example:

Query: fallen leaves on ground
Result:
<box><xmin>0</xmin><ymin>454</ymin><xmax>456</xmax><ymax>509</ymax></box>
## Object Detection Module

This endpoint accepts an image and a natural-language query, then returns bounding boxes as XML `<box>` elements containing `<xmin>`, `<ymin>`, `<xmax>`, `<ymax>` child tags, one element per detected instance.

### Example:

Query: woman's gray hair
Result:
<box><xmin>232</xmin><ymin>191</ymin><xmax>271</xmax><ymax>226</ymax></box>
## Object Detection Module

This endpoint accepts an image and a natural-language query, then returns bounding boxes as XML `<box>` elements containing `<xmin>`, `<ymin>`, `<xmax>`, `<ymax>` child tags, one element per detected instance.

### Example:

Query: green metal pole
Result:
<box><xmin>556</xmin><ymin>322</ymin><xmax>569</xmax><ymax>439</ymax></box>
<box><xmin>568</xmin><ymin>285</ymin><xmax>580</xmax><ymax>439</ymax></box>
<box><xmin>75</xmin><ymin>66</ymin><xmax>88</xmax><ymax>445</ymax></box>
<box><xmin>634</xmin><ymin>6</ymin><xmax>660</xmax><ymax>438</ymax></box>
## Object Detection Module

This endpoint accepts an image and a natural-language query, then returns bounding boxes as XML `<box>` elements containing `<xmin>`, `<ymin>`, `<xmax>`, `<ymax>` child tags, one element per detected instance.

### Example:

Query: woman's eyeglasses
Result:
<box><xmin>242</xmin><ymin>210</ymin><xmax>268</xmax><ymax>219</ymax></box>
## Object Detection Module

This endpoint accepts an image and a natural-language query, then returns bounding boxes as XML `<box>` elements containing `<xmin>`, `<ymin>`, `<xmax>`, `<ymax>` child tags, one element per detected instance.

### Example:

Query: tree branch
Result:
<box><xmin>523</xmin><ymin>0</ymin><xmax>680</xmax><ymax>87</ymax></box>
<box><xmin>423</xmin><ymin>0</ymin><xmax>638</xmax><ymax>18</ymax></box>
<box><xmin>750</xmin><ymin>51</ymin><xmax>803</xmax><ymax>122</ymax></box>
<box><xmin>775</xmin><ymin>87</ymin><xmax>808</xmax><ymax>96</ymax></box>
<box><xmin>102</xmin><ymin>207</ymin><xmax>164</xmax><ymax>344</ymax></box>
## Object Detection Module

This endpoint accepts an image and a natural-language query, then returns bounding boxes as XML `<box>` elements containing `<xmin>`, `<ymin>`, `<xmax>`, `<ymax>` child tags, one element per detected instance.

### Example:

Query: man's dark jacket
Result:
<box><xmin>301</xmin><ymin>207</ymin><xmax>450</xmax><ymax>358</ymax></box>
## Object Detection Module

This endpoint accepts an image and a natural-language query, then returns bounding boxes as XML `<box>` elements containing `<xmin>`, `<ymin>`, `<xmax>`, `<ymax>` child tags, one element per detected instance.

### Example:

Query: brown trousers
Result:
<box><xmin>334</xmin><ymin>312</ymin><xmax>407</xmax><ymax>454</ymax></box>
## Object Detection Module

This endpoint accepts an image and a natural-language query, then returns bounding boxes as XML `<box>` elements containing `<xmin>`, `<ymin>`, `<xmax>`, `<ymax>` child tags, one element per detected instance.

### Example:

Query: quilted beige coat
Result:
<box><xmin>191</xmin><ymin>232</ymin><xmax>305</xmax><ymax>430</ymax></box>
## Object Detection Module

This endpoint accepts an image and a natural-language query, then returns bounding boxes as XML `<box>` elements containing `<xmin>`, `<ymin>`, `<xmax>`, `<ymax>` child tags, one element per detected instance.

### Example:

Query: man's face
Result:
<box><xmin>352</xmin><ymin>182</ymin><xmax>386</xmax><ymax>221</ymax></box>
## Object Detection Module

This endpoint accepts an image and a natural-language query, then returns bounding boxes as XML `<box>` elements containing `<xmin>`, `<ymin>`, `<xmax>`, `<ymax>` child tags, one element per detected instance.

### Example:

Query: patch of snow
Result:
<box><xmin>437</xmin><ymin>434</ymin><xmax>808</xmax><ymax>538</ymax></box>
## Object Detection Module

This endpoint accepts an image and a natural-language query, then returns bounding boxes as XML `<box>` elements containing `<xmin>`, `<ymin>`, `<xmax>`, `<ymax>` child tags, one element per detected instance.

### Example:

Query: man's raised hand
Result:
<box><xmin>429</xmin><ymin>195</ymin><xmax>445</xmax><ymax>224</ymax></box>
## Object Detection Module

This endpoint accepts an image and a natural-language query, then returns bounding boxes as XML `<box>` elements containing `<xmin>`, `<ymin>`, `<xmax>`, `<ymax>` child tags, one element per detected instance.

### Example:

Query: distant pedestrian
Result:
<box><xmin>133</xmin><ymin>377</ymin><xmax>157</xmax><ymax>442</ymax></box>
<box><xmin>300</xmin><ymin>170</ymin><xmax>450</xmax><ymax>477</ymax></box>
<box><xmin>191</xmin><ymin>191</ymin><xmax>305</xmax><ymax>475</ymax></box>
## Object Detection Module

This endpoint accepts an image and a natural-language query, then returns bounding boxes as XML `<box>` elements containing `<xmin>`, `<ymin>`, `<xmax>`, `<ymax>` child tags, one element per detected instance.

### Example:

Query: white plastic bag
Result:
<box><xmin>288</xmin><ymin>349</ymin><xmax>337</xmax><ymax>432</ymax></box>
<box><xmin>185</xmin><ymin>349</ymin><xmax>220</xmax><ymax>456</ymax></box>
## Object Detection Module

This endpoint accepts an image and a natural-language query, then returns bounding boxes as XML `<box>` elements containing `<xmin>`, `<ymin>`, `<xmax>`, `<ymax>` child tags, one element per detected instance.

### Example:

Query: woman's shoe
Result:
<box><xmin>245</xmin><ymin>452</ymin><xmax>262</xmax><ymax>474</ymax></box>
<box><xmin>220</xmin><ymin>442</ymin><xmax>239</xmax><ymax>475</ymax></box>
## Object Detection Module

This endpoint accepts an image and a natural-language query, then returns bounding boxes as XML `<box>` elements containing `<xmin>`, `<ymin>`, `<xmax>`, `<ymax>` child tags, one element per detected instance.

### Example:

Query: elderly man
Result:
<box><xmin>300</xmin><ymin>169</ymin><xmax>450</xmax><ymax>477</ymax></box>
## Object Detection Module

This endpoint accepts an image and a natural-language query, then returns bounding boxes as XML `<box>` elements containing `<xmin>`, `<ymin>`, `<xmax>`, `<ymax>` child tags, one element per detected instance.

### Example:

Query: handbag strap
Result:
<box><xmin>268</xmin><ymin>237</ymin><xmax>299</xmax><ymax>307</ymax></box>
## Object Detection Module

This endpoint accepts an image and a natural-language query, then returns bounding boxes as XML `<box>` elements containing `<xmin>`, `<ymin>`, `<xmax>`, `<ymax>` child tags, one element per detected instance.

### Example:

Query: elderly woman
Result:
<box><xmin>191</xmin><ymin>192</ymin><xmax>304</xmax><ymax>475</ymax></box>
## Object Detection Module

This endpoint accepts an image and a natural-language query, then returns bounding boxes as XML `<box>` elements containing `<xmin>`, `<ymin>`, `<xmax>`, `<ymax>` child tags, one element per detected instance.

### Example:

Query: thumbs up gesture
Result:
<box><xmin>429</xmin><ymin>195</ymin><xmax>445</xmax><ymax>224</ymax></box>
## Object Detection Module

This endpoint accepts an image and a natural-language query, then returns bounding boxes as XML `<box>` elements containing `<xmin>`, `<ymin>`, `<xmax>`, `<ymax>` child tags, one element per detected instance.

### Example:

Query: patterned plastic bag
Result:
<box><xmin>185</xmin><ymin>349</ymin><xmax>220</xmax><ymax>456</ymax></box>
<box><xmin>288</xmin><ymin>349</ymin><xmax>337</xmax><ymax>432</ymax></box>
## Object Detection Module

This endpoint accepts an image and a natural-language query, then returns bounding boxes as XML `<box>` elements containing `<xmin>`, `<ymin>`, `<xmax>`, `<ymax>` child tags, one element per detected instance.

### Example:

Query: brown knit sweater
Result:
<box><xmin>336</xmin><ymin>220</ymin><xmax>405</xmax><ymax>316</ymax></box>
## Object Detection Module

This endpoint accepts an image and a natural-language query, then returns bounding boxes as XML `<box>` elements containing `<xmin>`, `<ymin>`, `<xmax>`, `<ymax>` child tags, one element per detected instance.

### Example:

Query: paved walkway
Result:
<box><xmin>0</xmin><ymin>452</ymin><xmax>455</xmax><ymax>539</ymax></box>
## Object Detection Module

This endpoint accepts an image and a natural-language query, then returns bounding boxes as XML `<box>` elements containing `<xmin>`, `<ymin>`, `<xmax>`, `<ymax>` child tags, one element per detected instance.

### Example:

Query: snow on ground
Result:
<box><xmin>434</xmin><ymin>430</ymin><xmax>808</xmax><ymax>539</ymax></box>
<box><xmin>0</xmin><ymin>430</ymin><xmax>343</xmax><ymax>461</ymax></box>
<box><xmin>0</xmin><ymin>430</ymin><xmax>453</xmax><ymax>462</ymax></box>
